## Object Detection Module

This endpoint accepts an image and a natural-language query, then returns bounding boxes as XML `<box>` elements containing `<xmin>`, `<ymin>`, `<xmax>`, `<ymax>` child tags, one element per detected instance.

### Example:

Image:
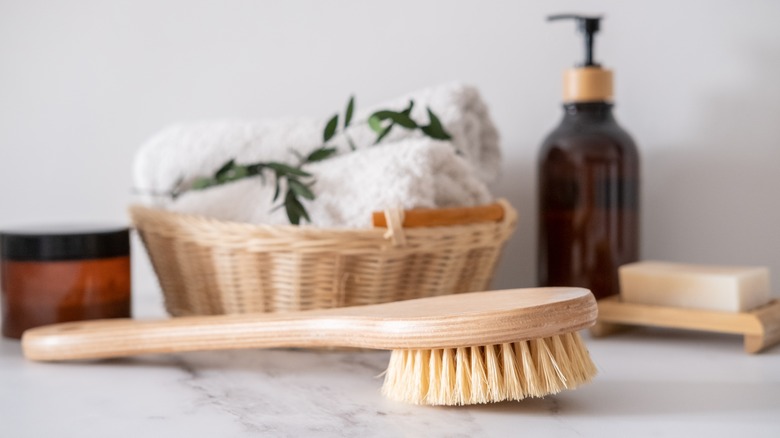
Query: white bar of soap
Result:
<box><xmin>619</xmin><ymin>261</ymin><xmax>771</xmax><ymax>312</ymax></box>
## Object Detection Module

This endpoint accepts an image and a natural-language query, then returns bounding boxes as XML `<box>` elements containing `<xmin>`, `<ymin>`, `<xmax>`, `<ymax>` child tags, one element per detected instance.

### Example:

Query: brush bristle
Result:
<box><xmin>381</xmin><ymin>332</ymin><xmax>597</xmax><ymax>406</ymax></box>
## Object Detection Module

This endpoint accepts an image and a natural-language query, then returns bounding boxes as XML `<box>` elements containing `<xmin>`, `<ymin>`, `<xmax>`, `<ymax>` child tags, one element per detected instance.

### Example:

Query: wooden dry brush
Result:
<box><xmin>23</xmin><ymin>288</ymin><xmax>598</xmax><ymax>406</ymax></box>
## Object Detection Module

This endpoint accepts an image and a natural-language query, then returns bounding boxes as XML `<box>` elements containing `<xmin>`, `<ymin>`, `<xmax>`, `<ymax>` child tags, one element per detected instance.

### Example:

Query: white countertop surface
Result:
<box><xmin>2</xmin><ymin>291</ymin><xmax>779</xmax><ymax>438</ymax></box>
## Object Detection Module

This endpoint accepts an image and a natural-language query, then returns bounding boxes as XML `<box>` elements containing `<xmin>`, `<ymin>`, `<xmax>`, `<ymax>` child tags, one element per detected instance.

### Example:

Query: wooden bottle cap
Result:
<box><xmin>563</xmin><ymin>67</ymin><xmax>613</xmax><ymax>103</ymax></box>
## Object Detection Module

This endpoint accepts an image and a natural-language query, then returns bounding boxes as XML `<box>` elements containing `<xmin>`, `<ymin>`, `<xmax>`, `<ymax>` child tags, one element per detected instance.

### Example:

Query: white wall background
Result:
<box><xmin>1</xmin><ymin>0</ymin><xmax>779</xmax><ymax>298</ymax></box>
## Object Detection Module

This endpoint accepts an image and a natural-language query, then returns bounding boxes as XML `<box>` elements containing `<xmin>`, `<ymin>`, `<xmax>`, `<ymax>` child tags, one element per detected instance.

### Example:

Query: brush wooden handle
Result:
<box><xmin>372</xmin><ymin>202</ymin><xmax>505</xmax><ymax>228</ymax></box>
<box><xmin>22</xmin><ymin>288</ymin><xmax>596</xmax><ymax>362</ymax></box>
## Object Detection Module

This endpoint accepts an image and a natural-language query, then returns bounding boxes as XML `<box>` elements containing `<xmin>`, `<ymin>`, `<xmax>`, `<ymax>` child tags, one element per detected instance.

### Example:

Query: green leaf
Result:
<box><xmin>246</xmin><ymin>163</ymin><xmax>266</xmax><ymax>183</ymax></box>
<box><xmin>370</xmin><ymin>110</ymin><xmax>393</xmax><ymax>121</ymax></box>
<box><xmin>421</xmin><ymin>107</ymin><xmax>452</xmax><ymax>140</ymax></box>
<box><xmin>299</xmin><ymin>204</ymin><xmax>311</xmax><ymax>223</ymax></box>
<box><xmin>347</xmin><ymin>136</ymin><xmax>357</xmax><ymax>151</ymax></box>
<box><xmin>233</xmin><ymin>166</ymin><xmax>250</xmax><ymax>179</ymax></box>
<box><xmin>288</xmin><ymin>178</ymin><xmax>315</xmax><ymax>200</ymax></box>
<box><xmin>266</xmin><ymin>162</ymin><xmax>312</xmax><ymax>178</ymax></box>
<box><xmin>213</xmin><ymin>159</ymin><xmax>254</xmax><ymax>184</ymax></box>
<box><xmin>272</xmin><ymin>173</ymin><xmax>281</xmax><ymax>201</ymax></box>
<box><xmin>285</xmin><ymin>195</ymin><xmax>301</xmax><ymax>224</ymax></box>
<box><xmin>390</xmin><ymin>113</ymin><xmax>417</xmax><ymax>129</ymax></box>
<box><xmin>306</xmin><ymin>147</ymin><xmax>338</xmax><ymax>162</ymax></box>
<box><xmin>401</xmin><ymin>100</ymin><xmax>414</xmax><ymax>116</ymax></box>
<box><xmin>370</xmin><ymin>110</ymin><xmax>417</xmax><ymax>129</ymax></box>
<box><xmin>215</xmin><ymin>159</ymin><xmax>236</xmax><ymax>179</ymax></box>
<box><xmin>246</xmin><ymin>163</ymin><xmax>265</xmax><ymax>174</ymax></box>
<box><xmin>191</xmin><ymin>177</ymin><xmax>216</xmax><ymax>190</ymax></box>
<box><xmin>344</xmin><ymin>96</ymin><xmax>354</xmax><ymax>128</ymax></box>
<box><xmin>294</xmin><ymin>195</ymin><xmax>311</xmax><ymax>222</ymax></box>
<box><xmin>368</xmin><ymin>115</ymin><xmax>385</xmax><ymax>134</ymax></box>
<box><xmin>284</xmin><ymin>190</ymin><xmax>310</xmax><ymax>225</ymax></box>
<box><xmin>374</xmin><ymin>124</ymin><xmax>393</xmax><ymax>144</ymax></box>
<box><xmin>323</xmin><ymin>114</ymin><xmax>339</xmax><ymax>142</ymax></box>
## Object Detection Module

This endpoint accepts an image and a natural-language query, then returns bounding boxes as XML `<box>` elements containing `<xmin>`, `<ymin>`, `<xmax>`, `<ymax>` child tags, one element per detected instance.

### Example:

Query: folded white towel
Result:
<box><xmin>167</xmin><ymin>139</ymin><xmax>492</xmax><ymax>228</ymax></box>
<box><xmin>133</xmin><ymin>82</ymin><xmax>501</xmax><ymax>205</ymax></box>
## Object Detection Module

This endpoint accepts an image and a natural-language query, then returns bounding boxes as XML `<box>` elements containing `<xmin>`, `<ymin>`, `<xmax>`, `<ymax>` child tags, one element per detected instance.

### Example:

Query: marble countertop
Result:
<box><xmin>2</xmin><ymin>291</ymin><xmax>779</xmax><ymax>438</ymax></box>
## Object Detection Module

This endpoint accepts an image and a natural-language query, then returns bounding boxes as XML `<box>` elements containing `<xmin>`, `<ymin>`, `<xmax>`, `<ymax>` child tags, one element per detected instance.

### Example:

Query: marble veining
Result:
<box><xmin>2</xmin><ymin>292</ymin><xmax>780</xmax><ymax>437</ymax></box>
<box><xmin>158</xmin><ymin>349</ymin><xmax>486</xmax><ymax>437</ymax></box>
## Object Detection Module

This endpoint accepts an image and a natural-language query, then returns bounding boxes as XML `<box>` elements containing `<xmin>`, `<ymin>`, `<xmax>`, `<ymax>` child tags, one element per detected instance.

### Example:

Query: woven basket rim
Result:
<box><xmin>128</xmin><ymin>199</ymin><xmax>517</xmax><ymax>239</ymax></box>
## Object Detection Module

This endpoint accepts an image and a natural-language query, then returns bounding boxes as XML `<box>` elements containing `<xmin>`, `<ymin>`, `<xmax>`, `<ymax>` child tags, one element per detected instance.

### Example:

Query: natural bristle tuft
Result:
<box><xmin>381</xmin><ymin>332</ymin><xmax>597</xmax><ymax>406</ymax></box>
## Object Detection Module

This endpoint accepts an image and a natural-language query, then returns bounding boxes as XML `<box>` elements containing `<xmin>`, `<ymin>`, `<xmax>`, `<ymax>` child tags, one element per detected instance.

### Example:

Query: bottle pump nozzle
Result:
<box><xmin>547</xmin><ymin>13</ymin><xmax>612</xmax><ymax>103</ymax></box>
<box><xmin>548</xmin><ymin>14</ymin><xmax>602</xmax><ymax>67</ymax></box>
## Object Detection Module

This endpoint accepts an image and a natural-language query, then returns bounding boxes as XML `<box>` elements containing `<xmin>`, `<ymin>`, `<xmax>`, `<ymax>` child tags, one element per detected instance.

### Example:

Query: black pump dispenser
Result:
<box><xmin>548</xmin><ymin>14</ymin><xmax>602</xmax><ymax>67</ymax></box>
<box><xmin>547</xmin><ymin>14</ymin><xmax>612</xmax><ymax>103</ymax></box>
<box><xmin>538</xmin><ymin>13</ymin><xmax>640</xmax><ymax>300</ymax></box>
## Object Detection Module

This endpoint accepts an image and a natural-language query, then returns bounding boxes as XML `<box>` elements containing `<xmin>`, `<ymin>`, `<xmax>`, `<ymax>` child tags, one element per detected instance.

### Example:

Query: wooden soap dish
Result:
<box><xmin>591</xmin><ymin>296</ymin><xmax>780</xmax><ymax>354</ymax></box>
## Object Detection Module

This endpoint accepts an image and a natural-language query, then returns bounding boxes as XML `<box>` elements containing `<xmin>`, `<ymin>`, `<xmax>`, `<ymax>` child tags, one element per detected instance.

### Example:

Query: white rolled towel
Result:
<box><xmin>166</xmin><ymin>139</ymin><xmax>492</xmax><ymax>228</ymax></box>
<box><xmin>133</xmin><ymin>82</ymin><xmax>501</xmax><ymax>204</ymax></box>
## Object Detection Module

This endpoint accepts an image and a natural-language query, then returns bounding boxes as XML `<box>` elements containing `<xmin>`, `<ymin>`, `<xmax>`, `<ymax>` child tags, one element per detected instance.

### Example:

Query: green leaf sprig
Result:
<box><xmin>179</xmin><ymin>95</ymin><xmax>452</xmax><ymax>225</ymax></box>
<box><xmin>367</xmin><ymin>101</ymin><xmax>452</xmax><ymax>144</ymax></box>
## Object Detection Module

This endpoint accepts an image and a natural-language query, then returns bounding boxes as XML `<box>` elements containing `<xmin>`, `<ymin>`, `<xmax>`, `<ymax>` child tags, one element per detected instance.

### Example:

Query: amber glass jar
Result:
<box><xmin>1</xmin><ymin>226</ymin><xmax>131</xmax><ymax>339</ymax></box>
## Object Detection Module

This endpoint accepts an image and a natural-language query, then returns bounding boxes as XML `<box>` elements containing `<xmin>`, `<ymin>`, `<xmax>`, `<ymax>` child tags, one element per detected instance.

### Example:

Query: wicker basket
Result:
<box><xmin>130</xmin><ymin>200</ymin><xmax>517</xmax><ymax>316</ymax></box>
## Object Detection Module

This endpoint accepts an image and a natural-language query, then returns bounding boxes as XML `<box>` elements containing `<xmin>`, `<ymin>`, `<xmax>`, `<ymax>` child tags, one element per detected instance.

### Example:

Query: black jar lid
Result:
<box><xmin>0</xmin><ymin>225</ymin><xmax>130</xmax><ymax>261</ymax></box>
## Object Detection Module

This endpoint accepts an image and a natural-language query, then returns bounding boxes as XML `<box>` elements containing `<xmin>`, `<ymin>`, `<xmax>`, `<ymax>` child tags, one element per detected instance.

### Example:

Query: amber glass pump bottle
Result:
<box><xmin>538</xmin><ymin>14</ymin><xmax>640</xmax><ymax>300</ymax></box>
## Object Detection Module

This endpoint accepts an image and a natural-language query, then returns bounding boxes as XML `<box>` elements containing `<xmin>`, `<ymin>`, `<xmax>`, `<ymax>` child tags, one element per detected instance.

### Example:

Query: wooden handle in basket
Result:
<box><xmin>22</xmin><ymin>288</ymin><xmax>596</xmax><ymax>362</ymax></box>
<box><xmin>372</xmin><ymin>202</ymin><xmax>505</xmax><ymax>228</ymax></box>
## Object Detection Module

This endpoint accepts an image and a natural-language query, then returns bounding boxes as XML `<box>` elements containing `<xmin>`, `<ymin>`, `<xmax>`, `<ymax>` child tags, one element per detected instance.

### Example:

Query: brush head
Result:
<box><xmin>377</xmin><ymin>287</ymin><xmax>599</xmax><ymax>405</ymax></box>
<box><xmin>382</xmin><ymin>331</ymin><xmax>597</xmax><ymax>405</ymax></box>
